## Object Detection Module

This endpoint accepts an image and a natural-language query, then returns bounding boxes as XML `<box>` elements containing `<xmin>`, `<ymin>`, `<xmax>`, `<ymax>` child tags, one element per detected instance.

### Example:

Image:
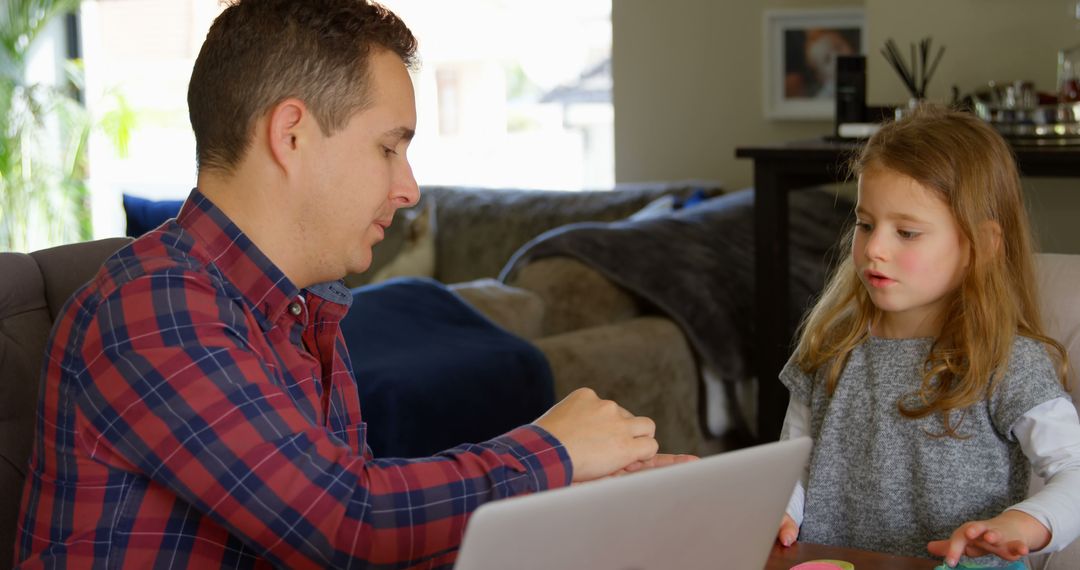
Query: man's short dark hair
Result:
<box><xmin>187</xmin><ymin>0</ymin><xmax>418</xmax><ymax>174</ymax></box>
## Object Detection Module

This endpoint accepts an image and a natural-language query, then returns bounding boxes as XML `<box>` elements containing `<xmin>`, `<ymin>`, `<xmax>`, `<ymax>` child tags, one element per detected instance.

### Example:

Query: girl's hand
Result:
<box><xmin>573</xmin><ymin>453</ymin><xmax>698</xmax><ymax>484</ymax></box>
<box><xmin>607</xmin><ymin>453</ymin><xmax>698</xmax><ymax>477</ymax></box>
<box><xmin>777</xmin><ymin>513</ymin><xmax>799</xmax><ymax>547</ymax></box>
<box><xmin>926</xmin><ymin>510</ymin><xmax>1051</xmax><ymax>567</ymax></box>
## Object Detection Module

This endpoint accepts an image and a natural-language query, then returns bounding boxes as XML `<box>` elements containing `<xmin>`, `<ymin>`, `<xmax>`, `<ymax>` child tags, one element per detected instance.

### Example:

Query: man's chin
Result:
<box><xmin>344</xmin><ymin>254</ymin><xmax>374</xmax><ymax>277</ymax></box>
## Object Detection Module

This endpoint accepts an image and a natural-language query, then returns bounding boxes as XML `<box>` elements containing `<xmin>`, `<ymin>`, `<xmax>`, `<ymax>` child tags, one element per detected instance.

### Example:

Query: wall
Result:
<box><xmin>612</xmin><ymin>0</ymin><xmax>860</xmax><ymax>189</ymax></box>
<box><xmin>614</xmin><ymin>0</ymin><xmax>1080</xmax><ymax>253</ymax></box>
<box><xmin>865</xmin><ymin>0</ymin><xmax>1077</xmax><ymax>104</ymax></box>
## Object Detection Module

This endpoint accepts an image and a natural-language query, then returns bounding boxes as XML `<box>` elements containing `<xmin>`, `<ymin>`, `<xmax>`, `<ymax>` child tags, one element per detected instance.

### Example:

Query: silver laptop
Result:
<box><xmin>454</xmin><ymin>437</ymin><xmax>811</xmax><ymax>570</ymax></box>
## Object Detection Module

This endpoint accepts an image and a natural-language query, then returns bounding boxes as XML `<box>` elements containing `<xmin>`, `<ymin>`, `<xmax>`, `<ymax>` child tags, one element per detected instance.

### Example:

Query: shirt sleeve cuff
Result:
<box><xmin>498</xmin><ymin>424</ymin><xmax>573</xmax><ymax>491</ymax></box>
<box><xmin>1004</xmin><ymin>504</ymin><xmax>1060</xmax><ymax>552</ymax></box>
<box><xmin>786</xmin><ymin>480</ymin><xmax>805</xmax><ymax>526</ymax></box>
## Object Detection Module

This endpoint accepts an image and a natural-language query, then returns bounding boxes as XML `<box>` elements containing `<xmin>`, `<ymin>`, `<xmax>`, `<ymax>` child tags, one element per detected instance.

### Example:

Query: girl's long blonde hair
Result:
<box><xmin>794</xmin><ymin>104</ymin><xmax>1069</xmax><ymax>436</ymax></box>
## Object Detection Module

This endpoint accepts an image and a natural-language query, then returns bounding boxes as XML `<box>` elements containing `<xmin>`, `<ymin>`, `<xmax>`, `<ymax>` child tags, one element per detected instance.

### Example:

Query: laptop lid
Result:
<box><xmin>454</xmin><ymin>437</ymin><xmax>811</xmax><ymax>570</ymax></box>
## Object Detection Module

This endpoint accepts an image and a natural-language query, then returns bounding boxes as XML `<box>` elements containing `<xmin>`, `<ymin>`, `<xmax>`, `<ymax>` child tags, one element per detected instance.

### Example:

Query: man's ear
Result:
<box><xmin>267</xmin><ymin>98</ymin><xmax>307</xmax><ymax>174</ymax></box>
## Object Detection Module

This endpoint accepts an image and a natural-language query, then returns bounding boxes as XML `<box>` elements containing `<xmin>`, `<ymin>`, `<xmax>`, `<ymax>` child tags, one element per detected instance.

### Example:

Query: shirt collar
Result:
<box><xmin>176</xmin><ymin>188</ymin><xmax>351</xmax><ymax>331</ymax></box>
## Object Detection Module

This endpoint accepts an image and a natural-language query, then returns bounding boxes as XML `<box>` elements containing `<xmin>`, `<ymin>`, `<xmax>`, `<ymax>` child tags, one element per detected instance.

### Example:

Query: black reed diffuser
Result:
<box><xmin>880</xmin><ymin>37</ymin><xmax>945</xmax><ymax>99</ymax></box>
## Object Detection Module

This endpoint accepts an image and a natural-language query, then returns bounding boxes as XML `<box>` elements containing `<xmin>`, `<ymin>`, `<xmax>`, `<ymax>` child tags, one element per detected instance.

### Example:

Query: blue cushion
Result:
<box><xmin>122</xmin><ymin>194</ymin><xmax>184</xmax><ymax>237</ymax></box>
<box><xmin>341</xmin><ymin>278</ymin><xmax>555</xmax><ymax>458</ymax></box>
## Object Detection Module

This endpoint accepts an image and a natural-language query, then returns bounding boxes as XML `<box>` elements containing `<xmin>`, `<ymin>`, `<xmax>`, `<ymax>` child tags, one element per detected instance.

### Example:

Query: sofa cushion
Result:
<box><xmin>341</xmin><ymin>278</ymin><xmax>554</xmax><ymax>458</ymax></box>
<box><xmin>122</xmin><ymin>194</ymin><xmax>184</xmax><ymax>238</ymax></box>
<box><xmin>449</xmin><ymin>279</ymin><xmax>545</xmax><ymax>340</ymax></box>
<box><xmin>508</xmin><ymin>257</ymin><xmax>640</xmax><ymax>336</ymax></box>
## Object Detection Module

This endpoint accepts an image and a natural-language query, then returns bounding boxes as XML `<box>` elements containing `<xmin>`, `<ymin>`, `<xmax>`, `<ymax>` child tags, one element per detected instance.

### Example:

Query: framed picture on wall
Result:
<box><xmin>764</xmin><ymin>8</ymin><xmax>865</xmax><ymax>120</ymax></box>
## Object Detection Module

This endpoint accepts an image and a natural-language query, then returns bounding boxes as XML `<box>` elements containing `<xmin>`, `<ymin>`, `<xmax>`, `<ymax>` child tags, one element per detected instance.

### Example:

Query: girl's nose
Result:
<box><xmin>863</xmin><ymin>230</ymin><xmax>888</xmax><ymax>261</ymax></box>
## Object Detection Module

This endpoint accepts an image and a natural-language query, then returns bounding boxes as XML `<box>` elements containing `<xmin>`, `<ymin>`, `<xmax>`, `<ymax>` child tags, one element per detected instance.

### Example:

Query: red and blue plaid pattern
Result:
<box><xmin>15</xmin><ymin>190</ymin><xmax>571</xmax><ymax>569</ymax></box>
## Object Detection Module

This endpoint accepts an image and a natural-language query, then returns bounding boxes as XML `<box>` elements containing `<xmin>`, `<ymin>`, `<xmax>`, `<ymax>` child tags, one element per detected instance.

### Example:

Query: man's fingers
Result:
<box><xmin>628</xmin><ymin>416</ymin><xmax>656</xmax><ymax>438</ymax></box>
<box><xmin>620</xmin><ymin>460</ymin><xmax>645</xmax><ymax>473</ymax></box>
<box><xmin>535</xmin><ymin>388</ymin><xmax>667</xmax><ymax>482</ymax></box>
<box><xmin>629</xmin><ymin>436</ymin><xmax>659</xmax><ymax>462</ymax></box>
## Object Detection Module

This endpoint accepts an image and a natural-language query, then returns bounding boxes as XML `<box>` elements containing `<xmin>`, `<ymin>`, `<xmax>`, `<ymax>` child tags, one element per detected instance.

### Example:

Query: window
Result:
<box><xmin>81</xmin><ymin>0</ymin><xmax>223</xmax><ymax>237</ymax></box>
<box><xmin>380</xmin><ymin>0</ymin><xmax>613</xmax><ymax>191</ymax></box>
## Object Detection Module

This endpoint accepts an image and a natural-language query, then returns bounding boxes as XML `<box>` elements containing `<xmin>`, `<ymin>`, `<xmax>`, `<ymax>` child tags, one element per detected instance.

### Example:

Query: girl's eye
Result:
<box><xmin>855</xmin><ymin>221</ymin><xmax>872</xmax><ymax>232</ymax></box>
<box><xmin>898</xmin><ymin>229</ymin><xmax>920</xmax><ymax>239</ymax></box>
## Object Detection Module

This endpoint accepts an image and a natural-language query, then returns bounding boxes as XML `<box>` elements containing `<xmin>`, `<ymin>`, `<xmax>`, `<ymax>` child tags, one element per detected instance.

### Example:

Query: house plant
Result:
<box><xmin>1</xmin><ymin>0</ymin><xmax>131</xmax><ymax>252</ymax></box>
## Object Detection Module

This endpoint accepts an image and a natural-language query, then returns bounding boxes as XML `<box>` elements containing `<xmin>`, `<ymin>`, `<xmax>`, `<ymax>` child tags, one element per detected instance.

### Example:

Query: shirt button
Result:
<box><xmin>289</xmin><ymin>302</ymin><xmax>302</xmax><ymax>316</ymax></box>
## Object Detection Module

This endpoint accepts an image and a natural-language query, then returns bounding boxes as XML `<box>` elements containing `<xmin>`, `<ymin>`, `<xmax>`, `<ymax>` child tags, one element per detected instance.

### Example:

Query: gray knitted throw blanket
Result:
<box><xmin>499</xmin><ymin>187</ymin><xmax>854</xmax><ymax>386</ymax></box>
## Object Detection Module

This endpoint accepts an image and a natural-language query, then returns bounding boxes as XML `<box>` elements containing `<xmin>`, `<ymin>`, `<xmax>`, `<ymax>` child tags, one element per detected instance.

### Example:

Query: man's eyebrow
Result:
<box><xmin>385</xmin><ymin>126</ymin><xmax>415</xmax><ymax>142</ymax></box>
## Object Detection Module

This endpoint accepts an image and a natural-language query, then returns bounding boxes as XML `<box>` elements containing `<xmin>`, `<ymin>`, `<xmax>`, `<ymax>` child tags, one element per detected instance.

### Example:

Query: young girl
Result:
<box><xmin>774</xmin><ymin>105</ymin><xmax>1080</xmax><ymax>568</ymax></box>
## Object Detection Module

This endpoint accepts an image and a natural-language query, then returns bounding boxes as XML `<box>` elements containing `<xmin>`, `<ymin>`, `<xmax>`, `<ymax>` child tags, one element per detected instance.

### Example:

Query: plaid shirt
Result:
<box><xmin>15</xmin><ymin>190</ymin><xmax>572</xmax><ymax>569</ymax></box>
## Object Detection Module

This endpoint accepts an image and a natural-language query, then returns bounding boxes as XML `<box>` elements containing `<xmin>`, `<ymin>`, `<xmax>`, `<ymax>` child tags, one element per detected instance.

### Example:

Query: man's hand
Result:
<box><xmin>533</xmin><ymin>388</ymin><xmax>660</xmax><ymax>482</ymax></box>
<box><xmin>926</xmin><ymin>510</ymin><xmax>1051</xmax><ymax>567</ymax></box>
<box><xmin>776</xmin><ymin>513</ymin><xmax>799</xmax><ymax>547</ymax></box>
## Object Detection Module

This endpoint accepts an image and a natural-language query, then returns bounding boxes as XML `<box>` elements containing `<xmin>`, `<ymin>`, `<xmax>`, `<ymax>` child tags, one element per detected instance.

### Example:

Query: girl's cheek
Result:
<box><xmin>896</xmin><ymin>250</ymin><xmax>923</xmax><ymax>273</ymax></box>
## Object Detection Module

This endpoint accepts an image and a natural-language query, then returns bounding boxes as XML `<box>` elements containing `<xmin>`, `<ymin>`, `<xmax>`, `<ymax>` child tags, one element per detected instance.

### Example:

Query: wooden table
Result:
<box><xmin>765</xmin><ymin>541</ymin><xmax>939</xmax><ymax>569</ymax></box>
<box><xmin>736</xmin><ymin>138</ymin><xmax>1080</xmax><ymax>442</ymax></box>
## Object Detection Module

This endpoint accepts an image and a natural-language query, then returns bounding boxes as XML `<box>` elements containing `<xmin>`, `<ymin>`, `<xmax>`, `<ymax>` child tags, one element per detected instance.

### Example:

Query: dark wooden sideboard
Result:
<box><xmin>736</xmin><ymin>138</ymin><xmax>1080</xmax><ymax>441</ymax></box>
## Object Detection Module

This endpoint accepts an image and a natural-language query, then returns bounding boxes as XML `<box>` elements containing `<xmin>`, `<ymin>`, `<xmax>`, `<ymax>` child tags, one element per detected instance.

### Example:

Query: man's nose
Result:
<box><xmin>392</xmin><ymin>161</ymin><xmax>420</xmax><ymax>208</ymax></box>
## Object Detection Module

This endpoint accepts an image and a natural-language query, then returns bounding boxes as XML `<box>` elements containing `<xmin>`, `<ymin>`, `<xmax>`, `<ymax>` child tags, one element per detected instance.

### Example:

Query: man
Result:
<box><xmin>15</xmin><ymin>1</ymin><xmax>688</xmax><ymax>568</ymax></box>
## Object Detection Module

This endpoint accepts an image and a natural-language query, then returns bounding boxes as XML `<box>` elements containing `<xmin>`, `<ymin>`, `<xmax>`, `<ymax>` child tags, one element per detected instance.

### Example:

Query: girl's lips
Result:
<box><xmin>864</xmin><ymin>270</ymin><xmax>895</xmax><ymax>288</ymax></box>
